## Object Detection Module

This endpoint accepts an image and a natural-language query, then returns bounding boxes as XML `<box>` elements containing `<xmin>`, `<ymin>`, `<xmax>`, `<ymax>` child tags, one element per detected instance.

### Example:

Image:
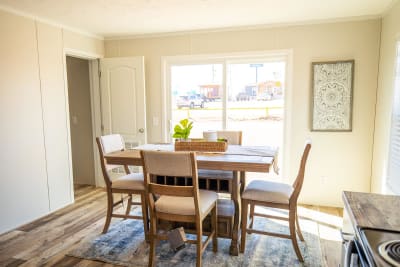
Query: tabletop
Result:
<box><xmin>104</xmin><ymin>144</ymin><xmax>277</xmax><ymax>173</ymax></box>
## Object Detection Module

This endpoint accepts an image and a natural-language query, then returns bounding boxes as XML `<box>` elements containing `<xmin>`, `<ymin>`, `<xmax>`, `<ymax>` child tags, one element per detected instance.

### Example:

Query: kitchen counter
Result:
<box><xmin>342</xmin><ymin>191</ymin><xmax>400</xmax><ymax>267</ymax></box>
<box><xmin>342</xmin><ymin>191</ymin><xmax>400</xmax><ymax>231</ymax></box>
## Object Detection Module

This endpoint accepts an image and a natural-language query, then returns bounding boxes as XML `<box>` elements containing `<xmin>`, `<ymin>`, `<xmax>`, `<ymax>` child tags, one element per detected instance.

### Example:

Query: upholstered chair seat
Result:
<box><xmin>155</xmin><ymin>189</ymin><xmax>218</xmax><ymax>216</ymax></box>
<box><xmin>241</xmin><ymin>180</ymin><xmax>293</xmax><ymax>204</ymax></box>
<box><xmin>111</xmin><ymin>173</ymin><xmax>145</xmax><ymax>191</ymax></box>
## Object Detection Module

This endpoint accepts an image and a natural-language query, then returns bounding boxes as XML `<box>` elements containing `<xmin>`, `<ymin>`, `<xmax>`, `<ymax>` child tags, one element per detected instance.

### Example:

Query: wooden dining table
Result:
<box><xmin>104</xmin><ymin>143</ymin><xmax>278</xmax><ymax>256</ymax></box>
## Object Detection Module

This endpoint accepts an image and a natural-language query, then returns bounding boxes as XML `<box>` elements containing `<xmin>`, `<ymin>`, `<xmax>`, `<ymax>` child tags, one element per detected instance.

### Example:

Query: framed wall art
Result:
<box><xmin>311</xmin><ymin>60</ymin><xmax>354</xmax><ymax>131</ymax></box>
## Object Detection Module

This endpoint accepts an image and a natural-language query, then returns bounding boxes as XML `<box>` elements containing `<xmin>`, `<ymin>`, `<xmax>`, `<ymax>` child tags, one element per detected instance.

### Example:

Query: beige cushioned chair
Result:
<box><xmin>96</xmin><ymin>134</ymin><xmax>148</xmax><ymax>238</ymax></box>
<box><xmin>198</xmin><ymin>130</ymin><xmax>243</xmax><ymax>189</ymax></box>
<box><xmin>141</xmin><ymin>150</ymin><xmax>218</xmax><ymax>267</ymax></box>
<box><xmin>240</xmin><ymin>140</ymin><xmax>311</xmax><ymax>262</ymax></box>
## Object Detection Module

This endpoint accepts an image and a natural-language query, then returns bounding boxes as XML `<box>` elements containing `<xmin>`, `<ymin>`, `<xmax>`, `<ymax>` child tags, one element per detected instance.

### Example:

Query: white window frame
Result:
<box><xmin>387</xmin><ymin>40</ymin><xmax>400</xmax><ymax>194</ymax></box>
<box><xmin>161</xmin><ymin>49</ymin><xmax>293</xmax><ymax>180</ymax></box>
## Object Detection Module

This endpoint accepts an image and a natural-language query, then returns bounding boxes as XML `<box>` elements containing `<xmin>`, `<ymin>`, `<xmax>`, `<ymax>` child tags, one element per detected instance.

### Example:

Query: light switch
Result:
<box><xmin>72</xmin><ymin>115</ymin><xmax>78</xmax><ymax>125</ymax></box>
<box><xmin>153</xmin><ymin>116</ymin><xmax>159</xmax><ymax>126</ymax></box>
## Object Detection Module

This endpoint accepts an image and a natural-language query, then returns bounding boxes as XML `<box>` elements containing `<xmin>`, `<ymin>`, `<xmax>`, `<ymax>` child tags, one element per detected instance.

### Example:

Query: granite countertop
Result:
<box><xmin>342</xmin><ymin>191</ymin><xmax>400</xmax><ymax>231</ymax></box>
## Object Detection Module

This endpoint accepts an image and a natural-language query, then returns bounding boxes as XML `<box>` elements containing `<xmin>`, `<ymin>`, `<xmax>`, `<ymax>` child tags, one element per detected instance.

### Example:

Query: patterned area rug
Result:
<box><xmin>68</xmin><ymin>207</ymin><xmax>323</xmax><ymax>267</ymax></box>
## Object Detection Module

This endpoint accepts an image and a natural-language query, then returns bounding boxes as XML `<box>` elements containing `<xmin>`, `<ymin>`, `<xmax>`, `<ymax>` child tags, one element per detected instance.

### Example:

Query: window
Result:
<box><xmin>164</xmin><ymin>53</ymin><xmax>288</xmax><ymax>147</ymax></box>
<box><xmin>387</xmin><ymin>41</ymin><xmax>400</xmax><ymax>194</ymax></box>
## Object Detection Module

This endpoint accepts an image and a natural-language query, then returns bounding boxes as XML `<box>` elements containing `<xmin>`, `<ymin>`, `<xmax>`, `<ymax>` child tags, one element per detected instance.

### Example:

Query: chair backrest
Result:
<box><xmin>96</xmin><ymin>134</ymin><xmax>126</xmax><ymax>188</ymax></box>
<box><xmin>290</xmin><ymin>140</ymin><xmax>312</xmax><ymax>203</ymax></box>
<box><xmin>140</xmin><ymin>150</ymin><xmax>200</xmax><ymax>215</ymax></box>
<box><xmin>217</xmin><ymin>130</ymin><xmax>242</xmax><ymax>145</ymax></box>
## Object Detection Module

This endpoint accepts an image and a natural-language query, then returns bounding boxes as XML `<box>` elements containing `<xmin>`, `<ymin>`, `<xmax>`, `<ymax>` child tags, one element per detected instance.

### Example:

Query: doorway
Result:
<box><xmin>66</xmin><ymin>56</ymin><xmax>96</xmax><ymax>187</ymax></box>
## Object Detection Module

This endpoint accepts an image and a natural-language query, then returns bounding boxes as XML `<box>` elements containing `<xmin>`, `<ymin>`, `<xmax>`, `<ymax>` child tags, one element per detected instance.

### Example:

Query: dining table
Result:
<box><xmin>104</xmin><ymin>143</ymin><xmax>278</xmax><ymax>256</ymax></box>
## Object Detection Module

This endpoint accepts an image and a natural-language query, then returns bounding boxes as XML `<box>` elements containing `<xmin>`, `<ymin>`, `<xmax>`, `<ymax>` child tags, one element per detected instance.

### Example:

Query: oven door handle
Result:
<box><xmin>344</xmin><ymin>239</ymin><xmax>356</xmax><ymax>267</ymax></box>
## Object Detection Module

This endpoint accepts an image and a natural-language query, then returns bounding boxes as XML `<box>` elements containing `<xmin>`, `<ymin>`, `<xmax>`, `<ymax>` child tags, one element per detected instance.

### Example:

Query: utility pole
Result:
<box><xmin>250</xmin><ymin>63</ymin><xmax>263</xmax><ymax>84</ymax></box>
<box><xmin>250</xmin><ymin>63</ymin><xmax>263</xmax><ymax>95</ymax></box>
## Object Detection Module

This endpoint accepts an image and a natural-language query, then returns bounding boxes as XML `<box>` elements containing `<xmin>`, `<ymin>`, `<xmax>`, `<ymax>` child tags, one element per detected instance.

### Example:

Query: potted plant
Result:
<box><xmin>173</xmin><ymin>118</ymin><xmax>193</xmax><ymax>141</ymax></box>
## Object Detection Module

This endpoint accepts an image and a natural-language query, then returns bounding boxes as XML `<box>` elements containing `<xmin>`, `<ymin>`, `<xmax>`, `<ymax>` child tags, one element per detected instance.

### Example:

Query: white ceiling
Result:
<box><xmin>0</xmin><ymin>0</ymin><xmax>397</xmax><ymax>39</ymax></box>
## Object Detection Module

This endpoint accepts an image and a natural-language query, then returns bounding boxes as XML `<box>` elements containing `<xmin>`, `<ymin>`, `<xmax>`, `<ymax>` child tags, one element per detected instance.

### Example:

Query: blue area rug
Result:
<box><xmin>68</xmin><ymin>207</ymin><xmax>323</xmax><ymax>266</ymax></box>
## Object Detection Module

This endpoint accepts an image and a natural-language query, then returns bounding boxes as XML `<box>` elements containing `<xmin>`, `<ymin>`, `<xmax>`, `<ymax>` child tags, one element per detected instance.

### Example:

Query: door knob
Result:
<box><xmin>138</xmin><ymin>128</ymin><xmax>145</xmax><ymax>133</ymax></box>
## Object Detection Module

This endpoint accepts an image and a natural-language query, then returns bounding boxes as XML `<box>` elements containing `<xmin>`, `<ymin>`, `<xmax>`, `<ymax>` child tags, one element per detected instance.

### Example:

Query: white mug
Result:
<box><xmin>203</xmin><ymin>130</ymin><xmax>217</xmax><ymax>141</ymax></box>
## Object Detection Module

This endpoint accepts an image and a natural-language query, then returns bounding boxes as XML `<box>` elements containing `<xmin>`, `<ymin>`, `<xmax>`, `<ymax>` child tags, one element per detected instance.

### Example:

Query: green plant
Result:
<box><xmin>173</xmin><ymin>118</ymin><xmax>193</xmax><ymax>140</ymax></box>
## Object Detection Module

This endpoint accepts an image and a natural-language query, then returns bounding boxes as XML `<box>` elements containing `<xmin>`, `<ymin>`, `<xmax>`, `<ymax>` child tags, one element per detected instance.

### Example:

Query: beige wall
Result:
<box><xmin>66</xmin><ymin>56</ymin><xmax>95</xmax><ymax>186</ymax></box>
<box><xmin>36</xmin><ymin>22</ymin><xmax>72</xmax><ymax>211</ymax></box>
<box><xmin>64</xmin><ymin>30</ymin><xmax>104</xmax><ymax>58</ymax></box>
<box><xmin>0</xmin><ymin>9</ymin><xmax>104</xmax><ymax>234</ymax></box>
<box><xmin>105</xmin><ymin>20</ymin><xmax>381</xmax><ymax>206</ymax></box>
<box><xmin>371</xmin><ymin>1</ymin><xmax>400</xmax><ymax>194</ymax></box>
<box><xmin>0</xmin><ymin>10</ymin><xmax>50</xmax><ymax>234</ymax></box>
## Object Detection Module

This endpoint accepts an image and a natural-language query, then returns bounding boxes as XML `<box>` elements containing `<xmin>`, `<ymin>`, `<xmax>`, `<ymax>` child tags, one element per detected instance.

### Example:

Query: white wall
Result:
<box><xmin>0</xmin><ymin>10</ymin><xmax>50</xmax><ymax>233</ymax></box>
<box><xmin>371</xmin><ymin>1</ymin><xmax>400</xmax><ymax>194</ymax></box>
<box><xmin>0</xmin><ymin>9</ymin><xmax>104</xmax><ymax>234</ymax></box>
<box><xmin>105</xmin><ymin>19</ymin><xmax>381</xmax><ymax>207</ymax></box>
<box><xmin>36</xmin><ymin>22</ymin><xmax>72</xmax><ymax>211</ymax></box>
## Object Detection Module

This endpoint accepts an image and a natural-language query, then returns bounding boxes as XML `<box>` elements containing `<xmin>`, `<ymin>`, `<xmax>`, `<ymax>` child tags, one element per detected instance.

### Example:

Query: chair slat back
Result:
<box><xmin>217</xmin><ymin>130</ymin><xmax>242</xmax><ymax>145</ymax></box>
<box><xmin>148</xmin><ymin>183</ymin><xmax>194</xmax><ymax>197</ymax></box>
<box><xmin>141</xmin><ymin>150</ymin><xmax>194</xmax><ymax>177</ymax></box>
<box><xmin>96</xmin><ymin>134</ymin><xmax>127</xmax><ymax>187</ymax></box>
<box><xmin>100</xmin><ymin>134</ymin><xmax>125</xmax><ymax>153</ymax></box>
<box><xmin>290</xmin><ymin>139</ymin><xmax>312</xmax><ymax>203</ymax></box>
<box><xmin>141</xmin><ymin>150</ymin><xmax>200</xmax><ymax>213</ymax></box>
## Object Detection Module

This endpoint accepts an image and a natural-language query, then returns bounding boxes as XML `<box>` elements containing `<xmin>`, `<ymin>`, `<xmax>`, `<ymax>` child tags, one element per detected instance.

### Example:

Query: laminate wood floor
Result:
<box><xmin>0</xmin><ymin>185</ymin><xmax>343</xmax><ymax>267</ymax></box>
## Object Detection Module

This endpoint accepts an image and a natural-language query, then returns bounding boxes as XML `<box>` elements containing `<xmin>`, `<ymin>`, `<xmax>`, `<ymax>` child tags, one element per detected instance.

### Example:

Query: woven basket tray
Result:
<box><xmin>174</xmin><ymin>139</ymin><xmax>228</xmax><ymax>152</ymax></box>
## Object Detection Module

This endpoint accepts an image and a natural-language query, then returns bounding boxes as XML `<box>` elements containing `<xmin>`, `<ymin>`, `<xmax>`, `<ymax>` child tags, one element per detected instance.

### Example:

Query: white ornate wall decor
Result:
<box><xmin>311</xmin><ymin>60</ymin><xmax>354</xmax><ymax>131</ymax></box>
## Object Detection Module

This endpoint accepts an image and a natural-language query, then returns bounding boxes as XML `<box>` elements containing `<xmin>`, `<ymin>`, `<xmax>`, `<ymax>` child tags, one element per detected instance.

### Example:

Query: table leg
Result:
<box><xmin>240</xmin><ymin>171</ymin><xmax>246</xmax><ymax>194</ymax></box>
<box><xmin>229</xmin><ymin>171</ymin><xmax>242</xmax><ymax>256</ymax></box>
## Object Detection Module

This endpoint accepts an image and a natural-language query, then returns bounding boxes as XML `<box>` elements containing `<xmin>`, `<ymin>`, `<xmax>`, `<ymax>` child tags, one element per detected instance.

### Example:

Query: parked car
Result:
<box><xmin>256</xmin><ymin>92</ymin><xmax>273</xmax><ymax>101</ymax></box>
<box><xmin>176</xmin><ymin>95</ymin><xmax>205</xmax><ymax>109</ymax></box>
<box><xmin>236</xmin><ymin>92</ymin><xmax>251</xmax><ymax>101</ymax></box>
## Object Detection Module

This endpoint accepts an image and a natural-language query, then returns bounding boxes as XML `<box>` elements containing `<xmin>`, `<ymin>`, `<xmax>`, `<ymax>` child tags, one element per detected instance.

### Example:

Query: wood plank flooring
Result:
<box><xmin>0</xmin><ymin>185</ymin><xmax>343</xmax><ymax>267</ymax></box>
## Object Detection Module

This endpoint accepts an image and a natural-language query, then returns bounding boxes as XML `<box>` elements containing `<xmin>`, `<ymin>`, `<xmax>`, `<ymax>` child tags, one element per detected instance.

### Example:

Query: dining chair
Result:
<box><xmin>140</xmin><ymin>150</ymin><xmax>218</xmax><ymax>267</ymax></box>
<box><xmin>198</xmin><ymin>130</ymin><xmax>242</xmax><ymax>192</ymax></box>
<box><xmin>96</xmin><ymin>134</ymin><xmax>149</xmax><ymax>238</ymax></box>
<box><xmin>215</xmin><ymin>130</ymin><xmax>242</xmax><ymax>145</ymax></box>
<box><xmin>240</xmin><ymin>140</ymin><xmax>312</xmax><ymax>262</ymax></box>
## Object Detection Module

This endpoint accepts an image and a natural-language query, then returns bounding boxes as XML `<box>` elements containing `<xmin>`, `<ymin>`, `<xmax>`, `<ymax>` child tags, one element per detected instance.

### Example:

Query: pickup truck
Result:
<box><xmin>176</xmin><ymin>95</ymin><xmax>205</xmax><ymax>109</ymax></box>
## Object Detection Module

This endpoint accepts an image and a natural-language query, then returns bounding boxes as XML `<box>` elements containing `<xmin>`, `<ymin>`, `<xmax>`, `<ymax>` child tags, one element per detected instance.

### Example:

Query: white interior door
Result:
<box><xmin>100</xmin><ymin>57</ymin><xmax>147</xmax><ymax>146</ymax></box>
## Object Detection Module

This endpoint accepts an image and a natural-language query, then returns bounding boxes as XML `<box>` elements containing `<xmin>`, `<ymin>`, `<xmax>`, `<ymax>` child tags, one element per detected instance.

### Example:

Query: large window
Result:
<box><xmin>171</xmin><ymin>64</ymin><xmax>223</xmax><ymax>138</ymax></box>
<box><xmin>387</xmin><ymin>41</ymin><xmax>400</xmax><ymax>194</ymax></box>
<box><xmin>165</xmin><ymin>53</ymin><xmax>288</xmax><ymax>147</ymax></box>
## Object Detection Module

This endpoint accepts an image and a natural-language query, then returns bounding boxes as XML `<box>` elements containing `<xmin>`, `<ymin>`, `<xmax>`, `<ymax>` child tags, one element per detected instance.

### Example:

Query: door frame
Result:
<box><xmin>63</xmin><ymin>48</ymin><xmax>104</xmax><ymax>201</ymax></box>
<box><xmin>161</xmin><ymin>49</ymin><xmax>293</xmax><ymax>181</ymax></box>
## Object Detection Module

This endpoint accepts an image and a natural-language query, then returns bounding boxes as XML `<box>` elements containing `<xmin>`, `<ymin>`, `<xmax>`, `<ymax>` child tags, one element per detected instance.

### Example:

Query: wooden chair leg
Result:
<box><xmin>140</xmin><ymin>193</ymin><xmax>149</xmax><ymax>242</ymax></box>
<box><xmin>295</xmin><ymin>208</ymin><xmax>304</xmax><ymax>242</ymax></box>
<box><xmin>240</xmin><ymin>199</ymin><xmax>248</xmax><ymax>253</ymax></box>
<box><xmin>102</xmin><ymin>191</ymin><xmax>114</xmax><ymax>234</ymax></box>
<box><xmin>249</xmin><ymin>203</ymin><xmax>255</xmax><ymax>230</ymax></box>
<box><xmin>125</xmin><ymin>194</ymin><xmax>133</xmax><ymax>217</ymax></box>
<box><xmin>289</xmin><ymin>210</ymin><xmax>304</xmax><ymax>262</ymax></box>
<box><xmin>148</xmin><ymin>214</ymin><xmax>157</xmax><ymax>267</ymax></box>
<box><xmin>196</xmin><ymin>219</ymin><xmax>203</xmax><ymax>267</ymax></box>
<box><xmin>211</xmin><ymin>205</ymin><xmax>218</xmax><ymax>252</ymax></box>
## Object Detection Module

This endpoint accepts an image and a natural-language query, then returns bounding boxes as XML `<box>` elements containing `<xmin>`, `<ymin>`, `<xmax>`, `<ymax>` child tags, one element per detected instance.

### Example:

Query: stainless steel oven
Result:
<box><xmin>341</xmin><ymin>208</ymin><xmax>360</xmax><ymax>267</ymax></box>
<box><xmin>341</xmin><ymin>216</ymin><xmax>400</xmax><ymax>267</ymax></box>
<box><xmin>341</xmin><ymin>191</ymin><xmax>400</xmax><ymax>267</ymax></box>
